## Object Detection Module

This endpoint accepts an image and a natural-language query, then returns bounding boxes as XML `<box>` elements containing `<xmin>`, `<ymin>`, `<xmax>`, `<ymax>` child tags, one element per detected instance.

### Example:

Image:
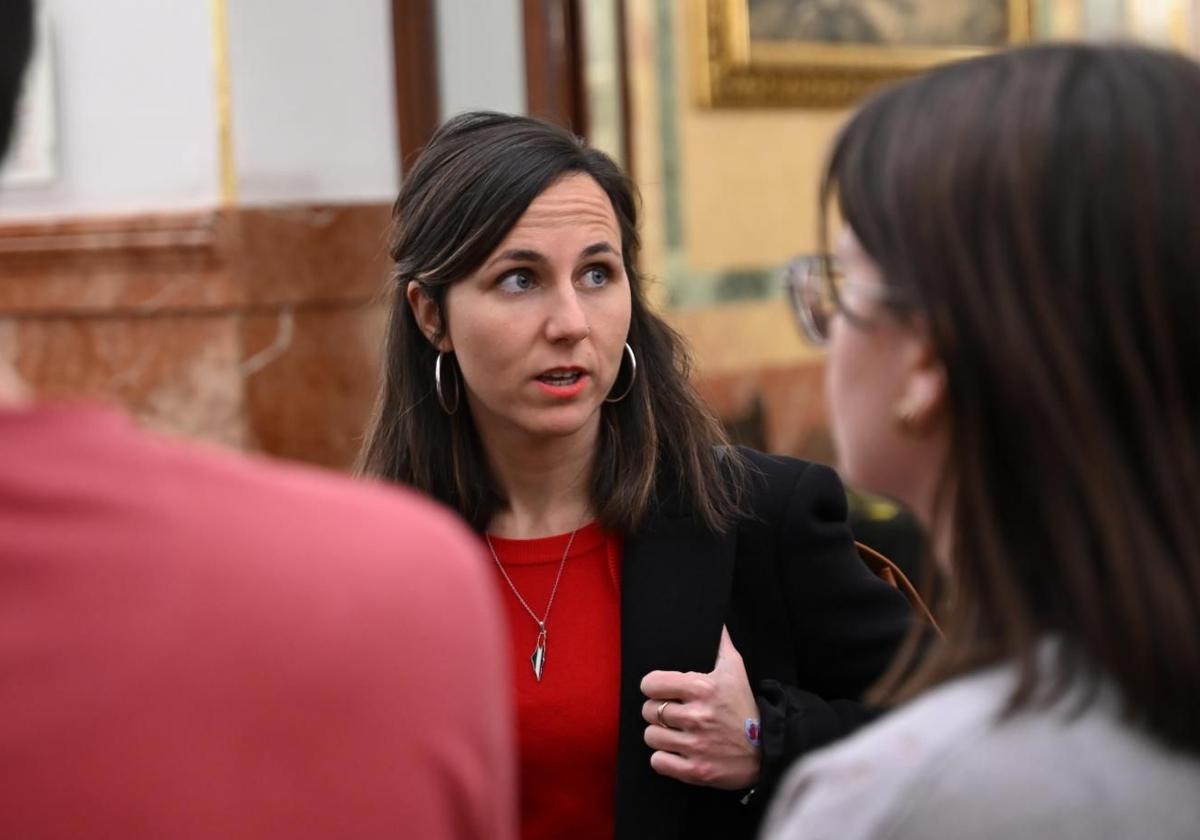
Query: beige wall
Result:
<box><xmin>680</xmin><ymin>108</ymin><xmax>844</xmax><ymax>268</ymax></box>
<box><xmin>629</xmin><ymin>0</ymin><xmax>846</xmax><ymax>377</ymax></box>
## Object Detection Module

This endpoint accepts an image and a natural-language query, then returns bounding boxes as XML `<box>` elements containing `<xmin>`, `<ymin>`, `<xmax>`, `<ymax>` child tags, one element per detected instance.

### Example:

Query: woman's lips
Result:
<box><xmin>534</xmin><ymin>369</ymin><xmax>589</xmax><ymax>398</ymax></box>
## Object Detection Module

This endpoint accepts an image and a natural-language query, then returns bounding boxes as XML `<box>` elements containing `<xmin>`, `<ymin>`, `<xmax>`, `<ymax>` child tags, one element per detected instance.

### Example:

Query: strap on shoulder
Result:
<box><xmin>854</xmin><ymin>541</ymin><xmax>943</xmax><ymax>637</ymax></box>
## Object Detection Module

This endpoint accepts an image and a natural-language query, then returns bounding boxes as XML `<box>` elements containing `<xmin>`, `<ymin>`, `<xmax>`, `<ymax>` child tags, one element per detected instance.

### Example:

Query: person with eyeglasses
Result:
<box><xmin>763</xmin><ymin>43</ymin><xmax>1200</xmax><ymax>840</ymax></box>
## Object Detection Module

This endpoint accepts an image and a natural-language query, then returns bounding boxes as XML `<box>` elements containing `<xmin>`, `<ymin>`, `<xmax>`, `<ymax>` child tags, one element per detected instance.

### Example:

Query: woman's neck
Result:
<box><xmin>480</xmin><ymin>421</ymin><xmax>598</xmax><ymax>539</ymax></box>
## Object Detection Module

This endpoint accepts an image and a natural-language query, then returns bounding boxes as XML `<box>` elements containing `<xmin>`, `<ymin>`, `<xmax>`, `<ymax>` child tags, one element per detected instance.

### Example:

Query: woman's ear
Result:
<box><xmin>894</xmin><ymin>333</ymin><xmax>947</xmax><ymax>434</ymax></box>
<box><xmin>405</xmin><ymin>281</ymin><xmax>453</xmax><ymax>352</ymax></box>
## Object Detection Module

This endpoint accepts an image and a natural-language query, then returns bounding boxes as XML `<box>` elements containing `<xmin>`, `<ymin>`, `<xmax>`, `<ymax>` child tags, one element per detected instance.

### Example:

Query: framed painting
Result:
<box><xmin>692</xmin><ymin>0</ymin><xmax>1033</xmax><ymax>107</ymax></box>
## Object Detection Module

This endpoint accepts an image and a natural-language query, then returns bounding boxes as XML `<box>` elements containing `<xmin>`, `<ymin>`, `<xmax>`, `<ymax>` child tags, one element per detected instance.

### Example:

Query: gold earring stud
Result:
<box><xmin>895</xmin><ymin>402</ymin><xmax>920</xmax><ymax>431</ymax></box>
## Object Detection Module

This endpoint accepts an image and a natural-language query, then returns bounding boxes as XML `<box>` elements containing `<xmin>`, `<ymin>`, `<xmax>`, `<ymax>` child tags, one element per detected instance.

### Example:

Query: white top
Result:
<box><xmin>760</xmin><ymin>658</ymin><xmax>1200</xmax><ymax>840</ymax></box>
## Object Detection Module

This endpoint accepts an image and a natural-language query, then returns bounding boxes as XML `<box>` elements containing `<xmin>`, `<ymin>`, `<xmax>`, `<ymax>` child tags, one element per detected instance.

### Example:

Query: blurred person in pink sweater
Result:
<box><xmin>0</xmin><ymin>4</ymin><xmax>515</xmax><ymax>837</ymax></box>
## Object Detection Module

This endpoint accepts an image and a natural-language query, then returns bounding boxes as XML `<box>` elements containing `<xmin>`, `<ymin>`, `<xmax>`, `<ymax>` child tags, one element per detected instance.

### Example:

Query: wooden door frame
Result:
<box><xmin>390</xmin><ymin>0</ymin><xmax>440</xmax><ymax>176</ymax></box>
<box><xmin>522</xmin><ymin>0</ymin><xmax>588</xmax><ymax>134</ymax></box>
<box><xmin>391</xmin><ymin>0</ymin><xmax>633</xmax><ymax>176</ymax></box>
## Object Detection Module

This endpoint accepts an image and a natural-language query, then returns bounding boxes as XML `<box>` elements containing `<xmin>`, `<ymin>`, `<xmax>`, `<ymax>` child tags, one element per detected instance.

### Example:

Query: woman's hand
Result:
<box><xmin>640</xmin><ymin>626</ymin><xmax>762</xmax><ymax>791</ymax></box>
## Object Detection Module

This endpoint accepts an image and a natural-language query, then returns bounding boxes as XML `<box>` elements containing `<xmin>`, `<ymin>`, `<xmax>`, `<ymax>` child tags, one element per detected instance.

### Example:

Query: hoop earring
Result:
<box><xmin>604</xmin><ymin>343</ymin><xmax>637</xmax><ymax>404</ymax></box>
<box><xmin>435</xmin><ymin>351</ymin><xmax>461</xmax><ymax>415</ymax></box>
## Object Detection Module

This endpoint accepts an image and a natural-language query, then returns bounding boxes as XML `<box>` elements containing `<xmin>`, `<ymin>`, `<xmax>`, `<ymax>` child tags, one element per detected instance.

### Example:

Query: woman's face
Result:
<box><xmin>825</xmin><ymin>226</ymin><xmax>944</xmax><ymax>518</ymax></box>
<box><xmin>414</xmin><ymin>173</ymin><xmax>632</xmax><ymax>447</ymax></box>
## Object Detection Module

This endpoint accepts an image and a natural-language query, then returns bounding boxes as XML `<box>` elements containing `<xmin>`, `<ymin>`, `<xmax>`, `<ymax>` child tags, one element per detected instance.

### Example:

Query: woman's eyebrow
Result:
<box><xmin>579</xmin><ymin>242</ymin><xmax>617</xmax><ymax>259</ymax></box>
<box><xmin>485</xmin><ymin>248</ymin><xmax>546</xmax><ymax>269</ymax></box>
<box><xmin>485</xmin><ymin>242</ymin><xmax>617</xmax><ymax>270</ymax></box>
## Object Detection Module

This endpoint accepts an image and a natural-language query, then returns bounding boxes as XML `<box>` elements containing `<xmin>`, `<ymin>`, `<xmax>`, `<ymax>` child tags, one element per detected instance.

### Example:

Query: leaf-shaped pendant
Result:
<box><xmin>530</xmin><ymin>628</ymin><xmax>547</xmax><ymax>682</ymax></box>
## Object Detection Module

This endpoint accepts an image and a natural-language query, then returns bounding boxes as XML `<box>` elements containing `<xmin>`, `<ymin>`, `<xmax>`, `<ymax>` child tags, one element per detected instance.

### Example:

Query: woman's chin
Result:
<box><xmin>513</xmin><ymin>404</ymin><xmax>603</xmax><ymax>442</ymax></box>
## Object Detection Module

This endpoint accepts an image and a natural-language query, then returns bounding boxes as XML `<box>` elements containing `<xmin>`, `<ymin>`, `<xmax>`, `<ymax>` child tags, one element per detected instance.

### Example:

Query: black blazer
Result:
<box><xmin>614</xmin><ymin>448</ymin><xmax>912</xmax><ymax>838</ymax></box>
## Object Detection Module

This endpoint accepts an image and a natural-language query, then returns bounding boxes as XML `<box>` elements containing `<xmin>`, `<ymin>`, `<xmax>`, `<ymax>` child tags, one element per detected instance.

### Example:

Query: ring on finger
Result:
<box><xmin>656</xmin><ymin>700</ymin><xmax>674</xmax><ymax>729</ymax></box>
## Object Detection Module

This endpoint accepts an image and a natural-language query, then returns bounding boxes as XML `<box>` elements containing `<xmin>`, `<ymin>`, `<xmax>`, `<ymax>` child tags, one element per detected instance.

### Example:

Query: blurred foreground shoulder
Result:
<box><xmin>166</xmin><ymin>444</ymin><xmax>520</xmax><ymax>839</ymax></box>
<box><xmin>761</xmin><ymin>662</ymin><xmax>1200</xmax><ymax>840</ymax></box>
<box><xmin>0</xmin><ymin>410</ymin><xmax>515</xmax><ymax>840</ymax></box>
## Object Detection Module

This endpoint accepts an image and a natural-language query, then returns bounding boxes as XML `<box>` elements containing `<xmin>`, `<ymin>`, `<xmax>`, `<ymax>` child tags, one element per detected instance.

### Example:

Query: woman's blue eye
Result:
<box><xmin>497</xmin><ymin>271</ymin><xmax>536</xmax><ymax>294</ymax></box>
<box><xmin>580</xmin><ymin>266</ymin><xmax>610</xmax><ymax>288</ymax></box>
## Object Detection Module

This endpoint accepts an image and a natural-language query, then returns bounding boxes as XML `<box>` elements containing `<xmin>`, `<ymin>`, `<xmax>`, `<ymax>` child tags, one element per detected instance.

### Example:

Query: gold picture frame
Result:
<box><xmin>692</xmin><ymin>0</ymin><xmax>1032</xmax><ymax>108</ymax></box>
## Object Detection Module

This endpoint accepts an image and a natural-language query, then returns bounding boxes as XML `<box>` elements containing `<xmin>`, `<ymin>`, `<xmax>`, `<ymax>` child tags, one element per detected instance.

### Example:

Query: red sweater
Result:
<box><xmin>487</xmin><ymin>522</ymin><xmax>621</xmax><ymax>840</ymax></box>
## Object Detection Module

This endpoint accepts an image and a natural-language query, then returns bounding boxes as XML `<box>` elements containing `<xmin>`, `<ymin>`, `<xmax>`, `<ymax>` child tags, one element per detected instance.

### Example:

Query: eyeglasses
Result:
<box><xmin>784</xmin><ymin>253</ymin><xmax>908</xmax><ymax>345</ymax></box>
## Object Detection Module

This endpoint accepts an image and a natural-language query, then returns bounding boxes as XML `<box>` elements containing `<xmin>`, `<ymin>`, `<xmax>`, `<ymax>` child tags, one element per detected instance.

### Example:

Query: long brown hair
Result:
<box><xmin>824</xmin><ymin>44</ymin><xmax>1200</xmax><ymax>751</ymax></box>
<box><xmin>359</xmin><ymin>112</ymin><xmax>744</xmax><ymax>534</ymax></box>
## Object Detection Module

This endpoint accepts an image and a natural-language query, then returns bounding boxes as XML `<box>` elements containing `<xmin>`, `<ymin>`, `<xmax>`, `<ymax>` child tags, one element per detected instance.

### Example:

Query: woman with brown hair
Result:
<box><xmin>358</xmin><ymin>112</ymin><xmax>911</xmax><ymax>839</ymax></box>
<box><xmin>764</xmin><ymin>43</ymin><xmax>1200</xmax><ymax>839</ymax></box>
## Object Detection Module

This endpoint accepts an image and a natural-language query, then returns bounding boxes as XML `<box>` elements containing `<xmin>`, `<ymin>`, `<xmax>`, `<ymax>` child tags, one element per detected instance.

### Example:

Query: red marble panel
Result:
<box><xmin>221</xmin><ymin>204</ymin><xmax>393</xmax><ymax>308</ymax></box>
<box><xmin>2</xmin><ymin>313</ymin><xmax>249</xmax><ymax>449</ymax></box>
<box><xmin>0</xmin><ymin>203</ymin><xmax>398</xmax><ymax>467</ymax></box>
<box><xmin>240</xmin><ymin>303</ymin><xmax>386</xmax><ymax>470</ymax></box>
<box><xmin>0</xmin><ymin>210</ymin><xmax>237</xmax><ymax>316</ymax></box>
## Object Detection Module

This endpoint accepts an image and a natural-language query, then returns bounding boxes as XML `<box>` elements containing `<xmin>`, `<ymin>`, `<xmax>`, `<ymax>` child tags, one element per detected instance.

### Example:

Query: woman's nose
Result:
<box><xmin>544</xmin><ymin>284</ymin><xmax>591</xmax><ymax>343</ymax></box>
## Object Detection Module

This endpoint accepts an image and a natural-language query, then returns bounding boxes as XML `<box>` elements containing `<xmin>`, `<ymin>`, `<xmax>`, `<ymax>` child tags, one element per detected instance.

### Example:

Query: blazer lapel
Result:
<box><xmin>613</xmin><ymin>505</ymin><xmax>737</xmax><ymax>837</ymax></box>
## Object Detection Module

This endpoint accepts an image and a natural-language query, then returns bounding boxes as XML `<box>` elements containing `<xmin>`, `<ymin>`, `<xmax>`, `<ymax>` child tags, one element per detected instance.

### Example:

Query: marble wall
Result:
<box><xmin>0</xmin><ymin>203</ymin><xmax>391</xmax><ymax>469</ymax></box>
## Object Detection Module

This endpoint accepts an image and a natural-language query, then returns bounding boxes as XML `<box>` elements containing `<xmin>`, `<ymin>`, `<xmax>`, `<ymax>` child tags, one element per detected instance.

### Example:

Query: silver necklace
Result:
<box><xmin>485</xmin><ymin>523</ymin><xmax>582</xmax><ymax>682</ymax></box>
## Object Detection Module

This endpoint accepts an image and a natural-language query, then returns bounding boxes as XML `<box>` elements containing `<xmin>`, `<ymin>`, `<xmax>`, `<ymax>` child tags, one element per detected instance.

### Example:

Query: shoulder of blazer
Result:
<box><xmin>729</xmin><ymin>447</ymin><xmax>854</xmax><ymax>563</ymax></box>
<box><xmin>639</xmin><ymin>446</ymin><xmax>842</xmax><ymax>532</ymax></box>
<box><xmin>736</xmin><ymin>445</ymin><xmax>812</xmax><ymax>488</ymax></box>
<box><xmin>735</xmin><ymin>446</ymin><xmax>842</xmax><ymax>517</ymax></box>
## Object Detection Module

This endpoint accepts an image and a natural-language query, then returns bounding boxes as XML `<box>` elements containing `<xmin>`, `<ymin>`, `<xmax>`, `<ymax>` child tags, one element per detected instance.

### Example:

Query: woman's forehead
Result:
<box><xmin>492</xmin><ymin>175</ymin><xmax>621</xmax><ymax>254</ymax></box>
<box><xmin>517</xmin><ymin>176</ymin><xmax>616</xmax><ymax>231</ymax></box>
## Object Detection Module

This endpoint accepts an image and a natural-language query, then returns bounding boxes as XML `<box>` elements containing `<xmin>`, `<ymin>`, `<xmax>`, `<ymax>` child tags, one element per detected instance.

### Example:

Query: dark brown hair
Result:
<box><xmin>0</xmin><ymin>0</ymin><xmax>33</xmax><ymax>160</ymax></box>
<box><xmin>824</xmin><ymin>44</ymin><xmax>1200</xmax><ymax>751</ymax></box>
<box><xmin>359</xmin><ymin>112</ymin><xmax>744</xmax><ymax>534</ymax></box>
